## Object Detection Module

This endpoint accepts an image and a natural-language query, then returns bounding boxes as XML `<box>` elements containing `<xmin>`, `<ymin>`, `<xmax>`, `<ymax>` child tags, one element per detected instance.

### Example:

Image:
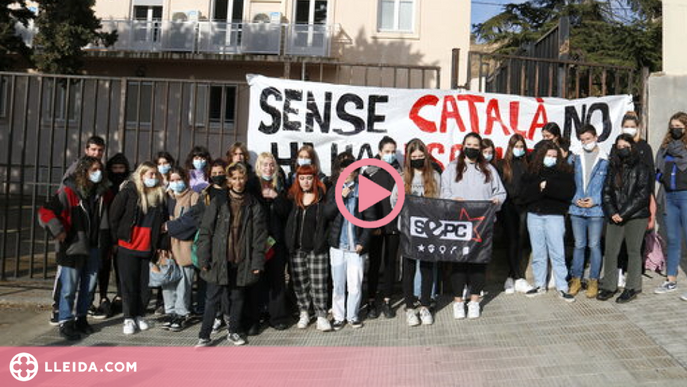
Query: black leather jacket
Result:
<box><xmin>602</xmin><ymin>153</ymin><xmax>651</xmax><ymax>222</ymax></box>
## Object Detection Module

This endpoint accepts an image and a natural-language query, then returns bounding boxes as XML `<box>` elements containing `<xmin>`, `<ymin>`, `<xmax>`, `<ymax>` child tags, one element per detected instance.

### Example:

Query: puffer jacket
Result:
<box><xmin>284</xmin><ymin>188</ymin><xmax>329</xmax><ymax>255</ymax></box>
<box><xmin>602</xmin><ymin>152</ymin><xmax>651</xmax><ymax>222</ymax></box>
<box><xmin>197</xmin><ymin>193</ymin><xmax>267</xmax><ymax>287</ymax></box>
<box><xmin>38</xmin><ymin>177</ymin><xmax>113</xmax><ymax>268</ymax></box>
<box><xmin>109</xmin><ymin>182</ymin><xmax>168</xmax><ymax>252</ymax></box>
<box><xmin>324</xmin><ymin>185</ymin><xmax>375</xmax><ymax>254</ymax></box>
<box><xmin>569</xmin><ymin>149</ymin><xmax>609</xmax><ymax>217</ymax></box>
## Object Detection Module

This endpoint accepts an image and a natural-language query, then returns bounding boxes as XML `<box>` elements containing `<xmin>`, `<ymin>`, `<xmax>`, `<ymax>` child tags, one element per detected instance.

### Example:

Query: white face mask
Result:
<box><xmin>89</xmin><ymin>170</ymin><xmax>102</xmax><ymax>184</ymax></box>
<box><xmin>583</xmin><ymin>141</ymin><xmax>597</xmax><ymax>152</ymax></box>
<box><xmin>622</xmin><ymin>127</ymin><xmax>638</xmax><ymax>137</ymax></box>
<box><xmin>297</xmin><ymin>158</ymin><xmax>311</xmax><ymax>167</ymax></box>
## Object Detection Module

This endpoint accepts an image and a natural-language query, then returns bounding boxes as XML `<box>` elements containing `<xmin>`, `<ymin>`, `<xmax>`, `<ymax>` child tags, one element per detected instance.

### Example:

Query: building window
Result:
<box><xmin>378</xmin><ymin>0</ymin><xmax>414</xmax><ymax>33</ymax></box>
<box><xmin>125</xmin><ymin>81</ymin><xmax>153</xmax><ymax>126</ymax></box>
<box><xmin>192</xmin><ymin>85</ymin><xmax>236</xmax><ymax>128</ymax></box>
<box><xmin>43</xmin><ymin>79</ymin><xmax>81</xmax><ymax>123</ymax></box>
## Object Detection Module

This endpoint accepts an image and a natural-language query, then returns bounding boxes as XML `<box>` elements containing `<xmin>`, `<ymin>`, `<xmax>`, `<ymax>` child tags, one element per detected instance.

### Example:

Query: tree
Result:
<box><xmin>32</xmin><ymin>0</ymin><xmax>117</xmax><ymax>75</ymax></box>
<box><xmin>473</xmin><ymin>0</ymin><xmax>662</xmax><ymax>72</ymax></box>
<box><xmin>0</xmin><ymin>0</ymin><xmax>34</xmax><ymax>70</ymax></box>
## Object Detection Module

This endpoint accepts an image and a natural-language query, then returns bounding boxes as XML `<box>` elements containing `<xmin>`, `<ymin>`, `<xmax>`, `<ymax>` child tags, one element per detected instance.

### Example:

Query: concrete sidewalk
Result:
<box><xmin>3</xmin><ymin>268</ymin><xmax>687</xmax><ymax>386</ymax></box>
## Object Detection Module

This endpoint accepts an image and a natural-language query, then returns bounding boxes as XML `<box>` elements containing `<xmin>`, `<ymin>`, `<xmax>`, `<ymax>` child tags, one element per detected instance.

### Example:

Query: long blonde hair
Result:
<box><xmin>132</xmin><ymin>162</ymin><xmax>166</xmax><ymax>214</ymax></box>
<box><xmin>256</xmin><ymin>152</ymin><xmax>280</xmax><ymax>190</ymax></box>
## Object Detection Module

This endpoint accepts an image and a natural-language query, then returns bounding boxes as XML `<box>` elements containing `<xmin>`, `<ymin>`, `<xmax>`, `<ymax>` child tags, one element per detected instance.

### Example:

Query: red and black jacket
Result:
<box><xmin>38</xmin><ymin>178</ymin><xmax>113</xmax><ymax>268</ymax></box>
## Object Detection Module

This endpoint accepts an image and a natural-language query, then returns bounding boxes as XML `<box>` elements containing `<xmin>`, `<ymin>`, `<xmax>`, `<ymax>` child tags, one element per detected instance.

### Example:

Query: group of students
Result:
<box><xmin>38</xmin><ymin>110</ymin><xmax>687</xmax><ymax>346</ymax></box>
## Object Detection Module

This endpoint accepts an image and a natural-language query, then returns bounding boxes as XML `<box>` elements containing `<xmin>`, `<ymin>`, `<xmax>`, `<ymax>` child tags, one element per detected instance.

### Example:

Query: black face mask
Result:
<box><xmin>230</xmin><ymin>188</ymin><xmax>245</xmax><ymax>196</ymax></box>
<box><xmin>464</xmin><ymin>148</ymin><xmax>480</xmax><ymax>161</ymax></box>
<box><xmin>671</xmin><ymin>127</ymin><xmax>684</xmax><ymax>140</ymax></box>
<box><xmin>617</xmin><ymin>147</ymin><xmax>631</xmax><ymax>160</ymax></box>
<box><xmin>410</xmin><ymin>159</ymin><xmax>426</xmax><ymax>169</ymax></box>
<box><xmin>211</xmin><ymin>175</ymin><xmax>227</xmax><ymax>186</ymax></box>
<box><xmin>110</xmin><ymin>172</ymin><xmax>128</xmax><ymax>187</ymax></box>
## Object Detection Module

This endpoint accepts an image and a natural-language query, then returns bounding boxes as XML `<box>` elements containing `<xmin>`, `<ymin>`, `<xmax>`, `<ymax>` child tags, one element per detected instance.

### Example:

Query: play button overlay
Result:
<box><xmin>335</xmin><ymin>158</ymin><xmax>405</xmax><ymax>229</ymax></box>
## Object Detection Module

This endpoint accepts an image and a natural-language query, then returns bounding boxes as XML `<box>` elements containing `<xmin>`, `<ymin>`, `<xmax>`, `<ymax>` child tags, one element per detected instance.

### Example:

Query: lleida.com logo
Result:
<box><xmin>9</xmin><ymin>352</ymin><xmax>39</xmax><ymax>382</ymax></box>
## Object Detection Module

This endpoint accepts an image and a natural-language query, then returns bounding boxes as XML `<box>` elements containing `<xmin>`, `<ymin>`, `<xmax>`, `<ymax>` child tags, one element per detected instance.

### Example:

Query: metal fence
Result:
<box><xmin>0</xmin><ymin>72</ymin><xmax>244</xmax><ymax>280</ymax></box>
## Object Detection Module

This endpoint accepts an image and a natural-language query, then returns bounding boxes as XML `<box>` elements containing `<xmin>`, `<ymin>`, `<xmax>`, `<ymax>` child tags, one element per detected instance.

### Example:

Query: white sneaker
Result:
<box><xmin>467</xmin><ymin>301</ymin><xmax>480</xmax><ymax>319</ymax></box>
<box><xmin>453</xmin><ymin>302</ymin><xmax>466</xmax><ymax>320</ymax></box>
<box><xmin>316</xmin><ymin>317</ymin><xmax>332</xmax><ymax>332</ymax></box>
<box><xmin>419</xmin><ymin>307</ymin><xmax>433</xmax><ymax>325</ymax></box>
<box><xmin>680</xmin><ymin>292</ymin><xmax>687</xmax><ymax>301</ymax></box>
<box><xmin>135</xmin><ymin>316</ymin><xmax>149</xmax><ymax>331</ymax></box>
<box><xmin>297</xmin><ymin>311</ymin><xmax>310</xmax><ymax>329</ymax></box>
<box><xmin>504</xmin><ymin>277</ymin><xmax>515</xmax><ymax>294</ymax></box>
<box><xmin>514</xmin><ymin>279</ymin><xmax>534</xmax><ymax>293</ymax></box>
<box><xmin>617</xmin><ymin>269</ymin><xmax>627</xmax><ymax>289</ymax></box>
<box><xmin>406</xmin><ymin>309</ymin><xmax>420</xmax><ymax>326</ymax></box>
<box><xmin>211</xmin><ymin>317</ymin><xmax>223</xmax><ymax>334</ymax></box>
<box><xmin>123</xmin><ymin>319</ymin><xmax>136</xmax><ymax>335</ymax></box>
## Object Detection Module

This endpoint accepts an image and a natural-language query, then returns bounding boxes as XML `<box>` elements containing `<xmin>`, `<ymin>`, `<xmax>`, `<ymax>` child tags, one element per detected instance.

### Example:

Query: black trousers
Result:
<box><xmin>501</xmin><ymin>201</ymin><xmax>528</xmax><ymax>279</ymax></box>
<box><xmin>97</xmin><ymin>248</ymin><xmax>121</xmax><ymax>301</ymax></box>
<box><xmin>244</xmin><ymin>246</ymin><xmax>289</xmax><ymax>327</ymax></box>
<box><xmin>117</xmin><ymin>250</ymin><xmax>151</xmax><ymax>319</ymax></box>
<box><xmin>450</xmin><ymin>263</ymin><xmax>487</xmax><ymax>298</ymax></box>
<box><xmin>199</xmin><ymin>273</ymin><xmax>245</xmax><ymax>338</ymax></box>
<box><xmin>402</xmin><ymin>257</ymin><xmax>434</xmax><ymax>308</ymax></box>
<box><xmin>367</xmin><ymin>233</ymin><xmax>400</xmax><ymax>301</ymax></box>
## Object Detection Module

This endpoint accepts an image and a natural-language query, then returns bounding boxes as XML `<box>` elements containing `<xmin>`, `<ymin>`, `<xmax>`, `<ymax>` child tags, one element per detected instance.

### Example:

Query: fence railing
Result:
<box><xmin>18</xmin><ymin>20</ymin><xmax>338</xmax><ymax>57</ymax></box>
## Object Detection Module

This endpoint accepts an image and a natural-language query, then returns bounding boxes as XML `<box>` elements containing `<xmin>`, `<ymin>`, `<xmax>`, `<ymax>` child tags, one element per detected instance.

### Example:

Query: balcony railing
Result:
<box><xmin>18</xmin><ymin>20</ymin><xmax>337</xmax><ymax>58</ymax></box>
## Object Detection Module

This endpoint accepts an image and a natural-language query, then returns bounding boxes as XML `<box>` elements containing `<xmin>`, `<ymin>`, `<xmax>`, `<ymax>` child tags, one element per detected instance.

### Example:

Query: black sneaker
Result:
<box><xmin>596</xmin><ymin>289</ymin><xmax>617</xmax><ymax>301</ymax></box>
<box><xmin>558</xmin><ymin>291</ymin><xmax>576</xmax><ymax>303</ymax></box>
<box><xmin>169</xmin><ymin>316</ymin><xmax>186</xmax><ymax>332</ymax></box>
<box><xmin>87</xmin><ymin>304</ymin><xmax>98</xmax><ymax>317</ymax></box>
<box><xmin>270</xmin><ymin>322</ymin><xmax>289</xmax><ymax>331</ymax></box>
<box><xmin>75</xmin><ymin>316</ymin><xmax>94</xmax><ymax>335</ymax></box>
<box><xmin>381</xmin><ymin>300</ymin><xmax>395</xmax><ymax>319</ymax></box>
<box><xmin>195</xmin><ymin>338</ymin><xmax>211</xmax><ymax>348</ymax></box>
<box><xmin>227</xmin><ymin>333</ymin><xmax>246</xmax><ymax>346</ymax></box>
<box><xmin>160</xmin><ymin>314</ymin><xmax>175</xmax><ymax>330</ymax></box>
<box><xmin>111</xmin><ymin>297</ymin><xmax>122</xmax><ymax>315</ymax></box>
<box><xmin>332</xmin><ymin>320</ymin><xmax>345</xmax><ymax>331</ymax></box>
<box><xmin>247</xmin><ymin>323</ymin><xmax>261</xmax><ymax>336</ymax></box>
<box><xmin>49</xmin><ymin>310</ymin><xmax>59</xmax><ymax>326</ymax></box>
<box><xmin>616</xmin><ymin>289</ymin><xmax>640</xmax><ymax>304</ymax></box>
<box><xmin>59</xmin><ymin>320</ymin><xmax>82</xmax><ymax>341</ymax></box>
<box><xmin>92</xmin><ymin>298</ymin><xmax>112</xmax><ymax>320</ymax></box>
<box><xmin>367</xmin><ymin>303</ymin><xmax>379</xmax><ymax>319</ymax></box>
<box><xmin>349</xmin><ymin>319</ymin><xmax>363</xmax><ymax>329</ymax></box>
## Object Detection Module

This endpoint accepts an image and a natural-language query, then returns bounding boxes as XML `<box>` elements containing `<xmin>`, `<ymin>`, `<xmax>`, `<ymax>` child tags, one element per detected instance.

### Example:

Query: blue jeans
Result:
<box><xmin>570</xmin><ymin>216</ymin><xmax>604</xmax><ymax>280</ymax></box>
<box><xmin>162</xmin><ymin>265</ymin><xmax>195</xmax><ymax>317</ymax></box>
<box><xmin>527</xmin><ymin>213</ymin><xmax>568</xmax><ymax>292</ymax></box>
<box><xmin>58</xmin><ymin>248</ymin><xmax>101</xmax><ymax>322</ymax></box>
<box><xmin>665</xmin><ymin>191</ymin><xmax>687</xmax><ymax>277</ymax></box>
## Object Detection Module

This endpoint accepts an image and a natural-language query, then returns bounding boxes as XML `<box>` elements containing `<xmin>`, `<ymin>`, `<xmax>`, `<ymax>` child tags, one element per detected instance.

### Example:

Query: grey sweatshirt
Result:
<box><xmin>390</xmin><ymin>169</ymin><xmax>442</xmax><ymax>207</ymax></box>
<box><xmin>440</xmin><ymin>160</ymin><xmax>507</xmax><ymax>210</ymax></box>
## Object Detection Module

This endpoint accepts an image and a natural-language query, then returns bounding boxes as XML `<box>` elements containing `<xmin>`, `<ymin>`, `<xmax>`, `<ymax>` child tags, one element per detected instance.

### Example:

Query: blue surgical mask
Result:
<box><xmin>382</xmin><ymin>153</ymin><xmax>396</xmax><ymax>164</ymax></box>
<box><xmin>543</xmin><ymin>156</ymin><xmax>557</xmax><ymax>168</ymax></box>
<box><xmin>297</xmin><ymin>158</ymin><xmax>311</xmax><ymax>167</ymax></box>
<box><xmin>483</xmin><ymin>153</ymin><xmax>494</xmax><ymax>162</ymax></box>
<box><xmin>513</xmin><ymin>148</ymin><xmax>526</xmax><ymax>158</ymax></box>
<box><xmin>89</xmin><ymin>170</ymin><xmax>102</xmax><ymax>184</ymax></box>
<box><xmin>169</xmin><ymin>181</ymin><xmax>186</xmax><ymax>193</ymax></box>
<box><xmin>158</xmin><ymin>164</ymin><xmax>171</xmax><ymax>175</ymax></box>
<box><xmin>144</xmin><ymin>177</ymin><xmax>159</xmax><ymax>188</ymax></box>
<box><xmin>261</xmin><ymin>174</ymin><xmax>273</xmax><ymax>181</ymax></box>
<box><xmin>192</xmin><ymin>159</ymin><xmax>207</xmax><ymax>170</ymax></box>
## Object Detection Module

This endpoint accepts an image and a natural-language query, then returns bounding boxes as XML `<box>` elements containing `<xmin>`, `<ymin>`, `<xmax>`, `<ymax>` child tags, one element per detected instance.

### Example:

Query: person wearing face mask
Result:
<box><xmin>568</xmin><ymin>124</ymin><xmax>609</xmax><ymax>299</ymax></box>
<box><xmin>520</xmin><ymin>141</ymin><xmax>576</xmax><ymax>302</ymax></box>
<box><xmin>159</xmin><ymin>167</ymin><xmax>199</xmax><ymax>333</ymax></box>
<box><xmin>185</xmin><ymin>146</ymin><xmax>212</xmax><ymax>193</ymax></box>
<box><xmin>533</xmin><ymin>122</ymin><xmax>571</xmax><ymax>160</ymax></box>
<box><xmin>39</xmin><ymin>156</ymin><xmax>113</xmax><ymax>340</ymax></box>
<box><xmin>242</xmin><ymin>153</ymin><xmax>291</xmax><ymax>334</ymax></box>
<box><xmin>481</xmin><ymin>138</ymin><xmax>497</xmax><ymax>166</ymax></box>
<box><xmin>156</xmin><ymin>151</ymin><xmax>176</xmax><ymax>189</ymax></box>
<box><xmin>285</xmin><ymin>145</ymin><xmax>329</xmax><ymax>190</ymax></box>
<box><xmin>441</xmin><ymin>133</ymin><xmax>507</xmax><ymax>319</ymax></box>
<box><xmin>390</xmin><ymin>139</ymin><xmax>441</xmax><ymax>326</ymax></box>
<box><xmin>655</xmin><ymin>112</ymin><xmax>687</xmax><ymax>295</ymax></box>
<box><xmin>364</xmin><ymin>136</ymin><xmax>403</xmax><ymax>319</ymax></box>
<box><xmin>109</xmin><ymin>162</ymin><xmax>169</xmax><ymax>335</ymax></box>
<box><xmin>596</xmin><ymin>135</ymin><xmax>650</xmax><ymax>303</ymax></box>
<box><xmin>497</xmin><ymin>134</ymin><xmax>534</xmax><ymax>295</ymax></box>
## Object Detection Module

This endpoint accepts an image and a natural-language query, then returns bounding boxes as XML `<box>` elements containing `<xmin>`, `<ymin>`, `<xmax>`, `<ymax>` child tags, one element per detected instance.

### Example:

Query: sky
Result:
<box><xmin>471</xmin><ymin>0</ymin><xmax>528</xmax><ymax>26</ymax></box>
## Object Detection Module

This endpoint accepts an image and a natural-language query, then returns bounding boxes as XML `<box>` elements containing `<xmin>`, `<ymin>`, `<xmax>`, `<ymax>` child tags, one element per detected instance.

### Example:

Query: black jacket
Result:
<box><xmin>519</xmin><ymin>167</ymin><xmax>575</xmax><ymax>216</ymax></box>
<box><xmin>603</xmin><ymin>154</ymin><xmax>651</xmax><ymax>222</ymax></box>
<box><xmin>284</xmin><ymin>189</ymin><xmax>329</xmax><ymax>255</ymax></box>
<box><xmin>109</xmin><ymin>182</ymin><xmax>168</xmax><ymax>250</ymax></box>
<box><xmin>363</xmin><ymin>157</ymin><xmax>403</xmax><ymax>233</ymax></box>
<box><xmin>324</xmin><ymin>186</ymin><xmax>375</xmax><ymax>254</ymax></box>
<box><xmin>197</xmin><ymin>193</ymin><xmax>267</xmax><ymax>287</ymax></box>
<box><xmin>497</xmin><ymin>157</ymin><xmax>528</xmax><ymax>207</ymax></box>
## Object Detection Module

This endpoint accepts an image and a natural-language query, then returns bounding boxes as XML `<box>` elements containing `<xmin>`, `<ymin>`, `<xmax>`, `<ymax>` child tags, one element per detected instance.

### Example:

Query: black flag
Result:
<box><xmin>399</xmin><ymin>196</ymin><xmax>497</xmax><ymax>263</ymax></box>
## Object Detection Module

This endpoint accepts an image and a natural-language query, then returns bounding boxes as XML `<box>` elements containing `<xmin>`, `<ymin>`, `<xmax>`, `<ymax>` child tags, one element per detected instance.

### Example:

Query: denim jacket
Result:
<box><xmin>568</xmin><ymin>148</ymin><xmax>609</xmax><ymax>218</ymax></box>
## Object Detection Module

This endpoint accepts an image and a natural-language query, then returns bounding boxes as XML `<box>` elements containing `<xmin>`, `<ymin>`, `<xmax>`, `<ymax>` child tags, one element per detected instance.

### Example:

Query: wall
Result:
<box><xmin>647</xmin><ymin>74</ymin><xmax>687</xmax><ymax>153</ymax></box>
<box><xmin>662</xmin><ymin>0</ymin><xmax>687</xmax><ymax>75</ymax></box>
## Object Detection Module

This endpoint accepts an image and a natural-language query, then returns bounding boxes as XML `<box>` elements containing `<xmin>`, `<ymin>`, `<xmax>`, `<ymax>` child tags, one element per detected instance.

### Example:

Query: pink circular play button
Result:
<box><xmin>334</xmin><ymin>158</ymin><xmax>406</xmax><ymax>229</ymax></box>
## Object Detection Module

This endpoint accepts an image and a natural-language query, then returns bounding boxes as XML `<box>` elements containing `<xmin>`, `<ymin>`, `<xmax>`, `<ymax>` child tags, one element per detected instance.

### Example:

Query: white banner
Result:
<box><xmin>247</xmin><ymin>74</ymin><xmax>634</xmax><ymax>174</ymax></box>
